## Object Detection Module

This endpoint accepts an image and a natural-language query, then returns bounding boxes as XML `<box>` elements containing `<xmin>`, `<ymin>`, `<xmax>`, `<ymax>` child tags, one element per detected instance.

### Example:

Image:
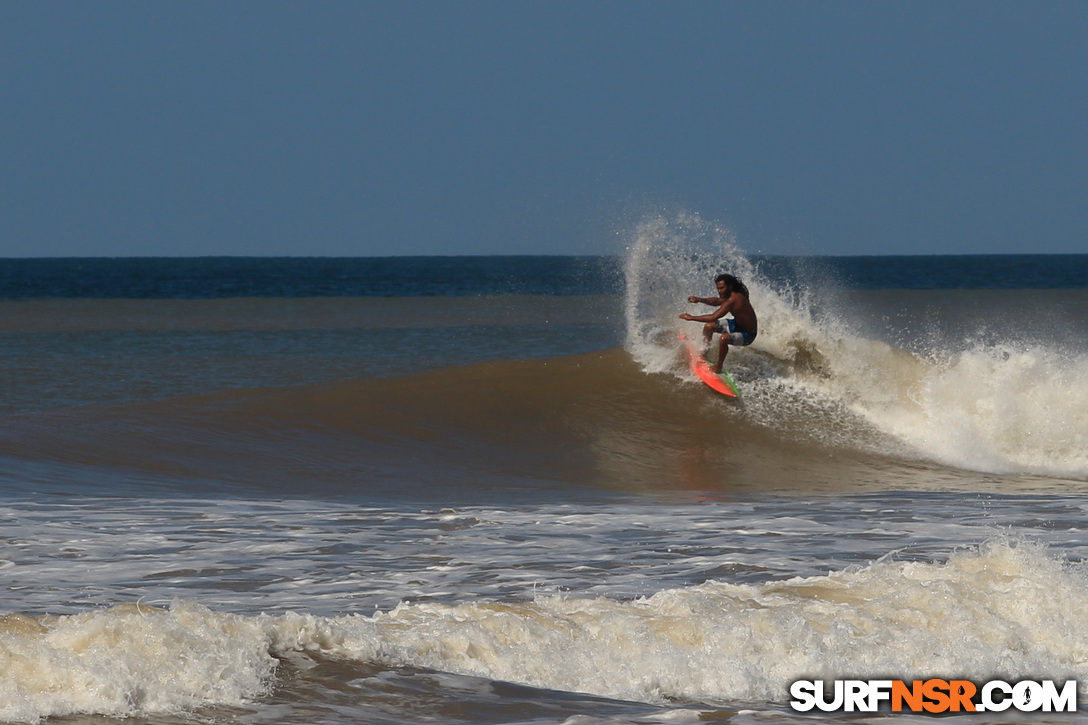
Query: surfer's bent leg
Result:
<box><xmin>714</xmin><ymin>335</ymin><xmax>729</xmax><ymax>373</ymax></box>
<box><xmin>713</xmin><ymin>322</ymin><xmax>753</xmax><ymax>373</ymax></box>
<box><xmin>702</xmin><ymin>321</ymin><xmax>716</xmax><ymax>346</ymax></box>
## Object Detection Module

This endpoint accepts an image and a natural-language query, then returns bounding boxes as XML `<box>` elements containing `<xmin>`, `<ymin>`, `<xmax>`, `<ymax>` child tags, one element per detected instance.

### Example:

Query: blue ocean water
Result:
<box><xmin>1</xmin><ymin>253</ymin><xmax>1085</xmax><ymax>299</ymax></box>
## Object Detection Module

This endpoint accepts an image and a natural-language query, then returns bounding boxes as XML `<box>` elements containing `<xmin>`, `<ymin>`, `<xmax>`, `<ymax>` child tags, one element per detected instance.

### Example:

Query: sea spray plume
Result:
<box><xmin>621</xmin><ymin>211</ymin><xmax>882</xmax><ymax>451</ymax></box>
<box><xmin>622</xmin><ymin>211</ymin><xmax>837</xmax><ymax>379</ymax></box>
<box><xmin>623</xmin><ymin>211</ymin><xmax>757</xmax><ymax>375</ymax></box>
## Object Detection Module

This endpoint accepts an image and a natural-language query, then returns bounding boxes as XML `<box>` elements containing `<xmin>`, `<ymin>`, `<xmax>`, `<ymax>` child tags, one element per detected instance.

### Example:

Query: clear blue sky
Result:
<box><xmin>2</xmin><ymin>1</ymin><xmax>1085</xmax><ymax>257</ymax></box>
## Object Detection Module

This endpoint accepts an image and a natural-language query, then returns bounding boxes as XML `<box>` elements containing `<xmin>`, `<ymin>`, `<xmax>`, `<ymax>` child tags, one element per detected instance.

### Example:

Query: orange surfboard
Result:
<box><xmin>680</xmin><ymin>334</ymin><xmax>739</xmax><ymax>398</ymax></box>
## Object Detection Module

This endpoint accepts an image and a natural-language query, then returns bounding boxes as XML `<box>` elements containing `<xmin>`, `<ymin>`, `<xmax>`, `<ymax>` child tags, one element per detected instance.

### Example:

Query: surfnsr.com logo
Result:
<box><xmin>790</xmin><ymin>679</ymin><xmax>1078</xmax><ymax>713</ymax></box>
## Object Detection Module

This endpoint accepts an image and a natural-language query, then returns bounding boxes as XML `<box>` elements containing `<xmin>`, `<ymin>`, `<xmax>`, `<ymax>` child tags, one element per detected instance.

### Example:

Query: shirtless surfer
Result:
<box><xmin>679</xmin><ymin>274</ymin><xmax>757</xmax><ymax>372</ymax></box>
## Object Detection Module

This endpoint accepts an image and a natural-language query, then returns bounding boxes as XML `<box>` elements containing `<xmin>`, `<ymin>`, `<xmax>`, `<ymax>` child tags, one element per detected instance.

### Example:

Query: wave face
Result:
<box><xmin>1</xmin><ymin>263</ymin><xmax>1085</xmax><ymax>498</ymax></box>
<box><xmin>624</xmin><ymin>212</ymin><xmax>1088</xmax><ymax>480</ymax></box>
<box><xmin>7</xmin><ymin>342</ymin><xmax>1079</xmax><ymax>501</ymax></box>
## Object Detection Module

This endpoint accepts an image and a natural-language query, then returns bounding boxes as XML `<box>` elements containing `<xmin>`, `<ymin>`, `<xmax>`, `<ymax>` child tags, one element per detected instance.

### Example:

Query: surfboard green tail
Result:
<box><xmin>714</xmin><ymin>366</ymin><xmax>740</xmax><ymax>397</ymax></box>
<box><xmin>706</xmin><ymin>356</ymin><xmax>740</xmax><ymax>397</ymax></box>
<box><xmin>680</xmin><ymin>334</ymin><xmax>740</xmax><ymax>398</ymax></box>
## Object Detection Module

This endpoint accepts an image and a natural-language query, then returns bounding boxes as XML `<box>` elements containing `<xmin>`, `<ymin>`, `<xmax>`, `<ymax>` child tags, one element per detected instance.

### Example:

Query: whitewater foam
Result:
<box><xmin>285</xmin><ymin>539</ymin><xmax>1087</xmax><ymax>706</ymax></box>
<box><xmin>0</xmin><ymin>601</ymin><xmax>276</xmax><ymax>723</ymax></box>
<box><xmin>6</xmin><ymin>540</ymin><xmax>1086</xmax><ymax>722</ymax></box>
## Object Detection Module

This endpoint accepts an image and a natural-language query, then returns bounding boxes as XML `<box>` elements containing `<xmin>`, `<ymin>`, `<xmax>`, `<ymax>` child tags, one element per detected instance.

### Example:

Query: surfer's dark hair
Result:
<box><xmin>715</xmin><ymin>273</ymin><xmax>749</xmax><ymax>298</ymax></box>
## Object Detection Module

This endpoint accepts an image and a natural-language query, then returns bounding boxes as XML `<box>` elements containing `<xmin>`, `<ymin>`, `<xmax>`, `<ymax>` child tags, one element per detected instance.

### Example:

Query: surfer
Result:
<box><xmin>679</xmin><ymin>274</ymin><xmax>758</xmax><ymax>372</ymax></box>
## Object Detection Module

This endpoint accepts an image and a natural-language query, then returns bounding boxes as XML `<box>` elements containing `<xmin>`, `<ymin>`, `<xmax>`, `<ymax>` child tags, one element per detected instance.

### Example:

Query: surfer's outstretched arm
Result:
<box><xmin>678</xmin><ymin>303</ymin><xmax>729</xmax><ymax>324</ymax></box>
<box><xmin>679</xmin><ymin>305</ymin><xmax>730</xmax><ymax>353</ymax></box>
<box><xmin>687</xmin><ymin>296</ymin><xmax>725</xmax><ymax>306</ymax></box>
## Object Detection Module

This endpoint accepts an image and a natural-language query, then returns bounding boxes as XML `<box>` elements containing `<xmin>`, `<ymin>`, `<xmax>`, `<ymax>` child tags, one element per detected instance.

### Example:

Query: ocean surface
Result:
<box><xmin>2</xmin><ymin>215</ymin><xmax>1088</xmax><ymax>724</ymax></box>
